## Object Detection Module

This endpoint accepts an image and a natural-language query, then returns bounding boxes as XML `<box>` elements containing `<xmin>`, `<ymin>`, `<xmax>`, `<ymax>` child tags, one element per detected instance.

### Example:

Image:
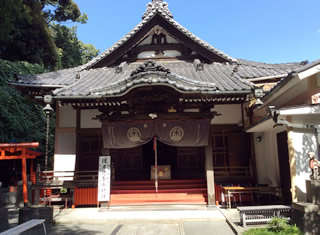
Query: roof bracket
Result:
<box><xmin>193</xmin><ymin>59</ymin><xmax>204</xmax><ymax>71</ymax></box>
<box><xmin>115</xmin><ymin>62</ymin><xmax>128</xmax><ymax>74</ymax></box>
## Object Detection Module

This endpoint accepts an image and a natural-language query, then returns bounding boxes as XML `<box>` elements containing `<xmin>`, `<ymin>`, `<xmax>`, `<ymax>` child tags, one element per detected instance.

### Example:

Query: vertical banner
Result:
<box><xmin>98</xmin><ymin>156</ymin><xmax>111</xmax><ymax>202</ymax></box>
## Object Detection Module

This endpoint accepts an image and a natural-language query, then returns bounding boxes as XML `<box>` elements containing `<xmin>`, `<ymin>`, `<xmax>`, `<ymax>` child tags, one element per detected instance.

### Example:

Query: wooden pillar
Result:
<box><xmin>21</xmin><ymin>148</ymin><xmax>28</xmax><ymax>207</ymax></box>
<box><xmin>205</xmin><ymin>135</ymin><xmax>215</xmax><ymax>205</ymax></box>
<box><xmin>287</xmin><ymin>127</ymin><xmax>297</xmax><ymax>202</ymax></box>
<box><xmin>101</xmin><ymin>148</ymin><xmax>110</xmax><ymax>156</ymax></box>
<box><xmin>75</xmin><ymin>109</ymin><xmax>81</xmax><ymax>171</ymax></box>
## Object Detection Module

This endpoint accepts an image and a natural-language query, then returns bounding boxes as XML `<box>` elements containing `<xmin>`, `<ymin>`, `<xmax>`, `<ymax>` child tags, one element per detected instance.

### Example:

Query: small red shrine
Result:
<box><xmin>0</xmin><ymin>143</ymin><xmax>41</xmax><ymax>207</ymax></box>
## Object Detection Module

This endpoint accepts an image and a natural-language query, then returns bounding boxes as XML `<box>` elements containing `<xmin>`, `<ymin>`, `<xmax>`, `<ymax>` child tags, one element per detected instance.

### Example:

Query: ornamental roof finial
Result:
<box><xmin>142</xmin><ymin>0</ymin><xmax>173</xmax><ymax>19</ymax></box>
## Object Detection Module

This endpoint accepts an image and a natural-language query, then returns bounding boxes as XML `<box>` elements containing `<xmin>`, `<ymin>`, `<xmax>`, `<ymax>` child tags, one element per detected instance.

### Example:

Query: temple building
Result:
<box><xmin>12</xmin><ymin>0</ymin><xmax>317</xmax><ymax>207</ymax></box>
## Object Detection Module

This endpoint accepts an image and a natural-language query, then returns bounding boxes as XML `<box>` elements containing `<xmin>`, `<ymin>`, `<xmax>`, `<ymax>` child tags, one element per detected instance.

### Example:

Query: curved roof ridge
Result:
<box><xmin>142</xmin><ymin>0</ymin><xmax>173</xmax><ymax>19</ymax></box>
<box><xmin>80</xmin><ymin>6</ymin><xmax>236</xmax><ymax>71</ymax></box>
<box><xmin>237</xmin><ymin>58</ymin><xmax>308</xmax><ymax>69</ymax></box>
<box><xmin>89</xmin><ymin>60</ymin><xmax>217</xmax><ymax>96</ymax></box>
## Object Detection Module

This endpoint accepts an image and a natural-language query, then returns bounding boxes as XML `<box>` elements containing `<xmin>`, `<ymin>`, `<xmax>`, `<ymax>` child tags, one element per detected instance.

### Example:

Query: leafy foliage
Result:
<box><xmin>41</xmin><ymin>0</ymin><xmax>87</xmax><ymax>23</ymax></box>
<box><xmin>0</xmin><ymin>59</ymin><xmax>55</xmax><ymax>169</ymax></box>
<box><xmin>0</xmin><ymin>0</ymin><xmax>95</xmax><ymax>70</ymax></box>
<box><xmin>53</xmin><ymin>24</ymin><xmax>99</xmax><ymax>69</ymax></box>
<box><xmin>243</xmin><ymin>217</ymin><xmax>302</xmax><ymax>235</ymax></box>
<box><xmin>0</xmin><ymin>1</ymin><xmax>99</xmax><ymax>171</ymax></box>
<box><xmin>0</xmin><ymin>0</ymin><xmax>58</xmax><ymax>68</ymax></box>
<box><xmin>79</xmin><ymin>41</ymin><xmax>100</xmax><ymax>66</ymax></box>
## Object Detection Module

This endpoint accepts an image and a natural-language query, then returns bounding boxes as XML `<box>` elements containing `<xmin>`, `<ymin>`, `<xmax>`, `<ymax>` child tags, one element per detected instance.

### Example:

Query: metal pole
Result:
<box><xmin>43</xmin><ymin>95</ymin><xmax>53</xmax><ymax>201</ymax></box>
<box><xmin>154</xmin><ymin>137</ymin><xmax>158</xmax><ymax>193</ymax></box>
<box><xmin>44</xmin><ymin>112</ymin><xmax>50</xmax><ymax>198</ymax></box>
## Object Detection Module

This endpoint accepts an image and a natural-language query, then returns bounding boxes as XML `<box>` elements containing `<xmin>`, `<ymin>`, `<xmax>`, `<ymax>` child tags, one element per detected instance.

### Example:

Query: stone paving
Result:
<box><xmin>6</xmin><ymin>205</ymin><xmax>236</xmax><ymax>235</ymax></box>
<box><xmin>46</xmin><ymin>220</ymin><xmax>235</xmax><ymax>235</ymax></box>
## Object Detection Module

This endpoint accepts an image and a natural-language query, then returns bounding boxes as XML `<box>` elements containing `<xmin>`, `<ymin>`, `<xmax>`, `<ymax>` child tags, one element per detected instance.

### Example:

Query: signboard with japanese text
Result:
<box><xmin>98</xmin><ymin>156</ymin><xmax>111</xmax><ymax>202</ymax></box>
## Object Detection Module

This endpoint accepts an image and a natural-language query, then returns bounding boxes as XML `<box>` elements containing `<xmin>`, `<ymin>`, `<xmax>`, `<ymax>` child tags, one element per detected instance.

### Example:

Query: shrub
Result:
<box><xmin>243</xmin><ymin>217</ymin><xmax>302</xmax><ymax>235</ymax></box>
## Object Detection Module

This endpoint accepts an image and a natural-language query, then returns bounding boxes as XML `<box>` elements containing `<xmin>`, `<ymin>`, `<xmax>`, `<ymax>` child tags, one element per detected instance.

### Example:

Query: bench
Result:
<box><xmin>0</xmin><ymin>219</ymin><xmax>46</xmax><ymax>235</ymax></box>
<box><xmin>237</xmin><ymin>205</ymin><xmax>291</xmax><ymax>228</ymax></box>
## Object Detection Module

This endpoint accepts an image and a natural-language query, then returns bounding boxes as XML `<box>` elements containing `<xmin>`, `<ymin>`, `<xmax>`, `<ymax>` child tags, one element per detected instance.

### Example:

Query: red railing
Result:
<box><xmin>74</xmin><ymin>187</ymin><xmax>98</xmax><ymax>206</ymax></box>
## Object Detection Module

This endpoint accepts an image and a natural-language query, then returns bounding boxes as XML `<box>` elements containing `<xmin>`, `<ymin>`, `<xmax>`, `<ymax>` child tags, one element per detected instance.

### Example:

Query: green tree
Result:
<box><xmin>0</xmin><ymin>59</ymin><xmax>55</xmax><ymax>161</ymax></box>
<box><xmin>53</xmin><ymin>24</ymin><xmax>99</xmax><ymax>69</ymax></box>
<box><xmin>0</xmin><ymin>0</ymin><xmax>58</xmax><ymax>68</ymax></box>
<box><xmin>0</xmin><ymin>0</ymin><xmax>90</xmax><ymax>69</ymax></box>
<box><xmin>41</xmin><ymin>0</ymin><xmax>87</xmax><ymax>23</ymax></box>
<box><xmin>79</xmin><ymin>41</ymin><xmax>100</xmax><ymax>65</ymax></box>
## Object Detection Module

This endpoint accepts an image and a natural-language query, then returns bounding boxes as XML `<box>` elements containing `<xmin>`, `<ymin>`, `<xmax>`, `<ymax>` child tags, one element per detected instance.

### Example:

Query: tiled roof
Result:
<box><xmin>142</xmin><ymin>0</ymin><xmax>173</xmax><ymax>19</ymax></box>
<box><xmin>261</xmin><ymin>59</ymin><xmax>320</xmax><ymax>101</ymax></box>
<box><xmin>52</xmin><ymin>61</ymin><xmax>245</xmax><ymax>97</ymax></box>
<box><xmin>13</xmin><ymin>66</ymin><xmax>82</xmax><ymax>87</ymax></box>
<box><xmin>42</xmin><ymin>60</ymin><xmax>305</xmax><ymax>98</ymax></box>
<box><xmin>11</xmin><ymin>0</ymin><xmax>307</xmax><ymax>98</ymax></box>
<box><xmin>13</xmin><ymin>59</ymin><xmax>305</xmax><ymax>95</ymax></box>
<box><xmin>235</xmin><ymin>59</ymin><xmax>305</xmax><ymax>79</ymax></box>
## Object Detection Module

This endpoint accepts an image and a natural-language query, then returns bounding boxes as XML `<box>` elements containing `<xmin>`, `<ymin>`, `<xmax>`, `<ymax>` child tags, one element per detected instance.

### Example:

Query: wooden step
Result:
<box><xmin>109</xmin><ymin>179</ymin><xmax>208</xmax><ymax>206</ymax></box>
<box><xmin>111</xmin><ymin>183</ymin><xmax>206</xmax><ymax>190</ymax></box>
<box><xmin>109</xmin><ymin>194</ymin><xmax>207</xmax><ymax>205</ymax></box>
<box><xmin>112</xmin><ymin>179</ymin><xmax>206</xmax><ymax>186</ymax></box>
<box><xmin>111</xmin><ymin>193</ymin><xmax>207</xmax><ymax>199</ymax></box>
<box><xmin>110</xmin><ymin>198</ymin><xmax>207</xmax><ymax>203</ymax></box>
<box><xmin>111</xmin><ymin>188</ymin><xmax>207</xmax><ymax>194</ymax></box>
<box><xmin>109</xmin><ymin>201</ymin><xmax>207</xmax><ymax>206</ymax></box>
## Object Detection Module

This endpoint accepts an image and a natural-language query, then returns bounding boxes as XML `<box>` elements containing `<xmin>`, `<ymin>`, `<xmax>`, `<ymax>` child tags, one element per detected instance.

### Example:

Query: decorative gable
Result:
<box><xmin>82</xmin><ymin>1</ymin><xmax>235</xmax><ymax>70</ymax></box>
<box><xmin>120</xmin><ymin>25</ymin><xmax>200</xmax><ymax>62</ymax></box>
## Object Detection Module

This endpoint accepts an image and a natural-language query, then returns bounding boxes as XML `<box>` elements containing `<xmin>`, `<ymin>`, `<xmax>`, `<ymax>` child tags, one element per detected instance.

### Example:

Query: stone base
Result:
<box><xmin>19</xmin><ymin>206</ymin><xmax>54</xmax><ymax>225</ymax></box>
<box><xmin>292</xmin><ymin>202</ymin><xmax>320</xmax><ymax>235</ymax></box>
<box><xmin>16</xmin><ymin>181</ymin><xmax>32</xmax><ymax>208</ymax></box>
<box><xmin>0</xmin><ymin>207</ymin><xmax>9</xmax><ymax>232</ymax></box>
<box><xmin>306</xmin><ymin>180</ymin><xmax>320</xmax><ymax>204</ymax></box>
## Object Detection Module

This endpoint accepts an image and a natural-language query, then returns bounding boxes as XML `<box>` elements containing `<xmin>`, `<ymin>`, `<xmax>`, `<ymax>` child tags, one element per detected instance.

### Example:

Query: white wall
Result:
<box><xmin>80</xmin><ymin>109</ymin><xmax>102</xmax><ymax>128</ymax></box>
<box><xmin>254</xmin><ymin>132</ymin><xmax>280</xmax><ymax>187</ymax></box>
<box><xmin>59</xmin><ymin>105</ymin><xmax>76</xmax><ymax>128</ymax></box>
<box><xmin>211</xmin><ymin>104</ymin><xmax>243</xmax><ymax>125</ymax></box>
<box><xmin>56</xmin><ymin>132</ymin><xmax>76</xmax><ymax>154</ymax></box>
<box><xmin>54</xmin><ymin>132</ymin><xmax>76</xmax><ymax>175</ymax></box>
<box><xmin>291</xmin><ymin>129</ymin><xmax>318</xmax><ymax>202</ymax></box>
<box><xmin>53</xmin><ymin>154</ymin><xmax>76</xmax><ymax>180</ymax></box>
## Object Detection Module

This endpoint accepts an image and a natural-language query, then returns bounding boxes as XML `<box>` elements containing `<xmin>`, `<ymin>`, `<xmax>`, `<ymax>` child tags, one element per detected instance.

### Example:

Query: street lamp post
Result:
<box><xmin>43</xmin><ymin>95</ymin><xmax>54</xmax><ymax>200</ymax></box>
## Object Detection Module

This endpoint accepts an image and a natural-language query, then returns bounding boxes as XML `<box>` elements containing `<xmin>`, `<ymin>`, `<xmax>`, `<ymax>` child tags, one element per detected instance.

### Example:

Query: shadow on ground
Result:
<box><xmin>47</xmin><ymin>224</ymin><xmax>107</xmax><ymax>235</ymax></box>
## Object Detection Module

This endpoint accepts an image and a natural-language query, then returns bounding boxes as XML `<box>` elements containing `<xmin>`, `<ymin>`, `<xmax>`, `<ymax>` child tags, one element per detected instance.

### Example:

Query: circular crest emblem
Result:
<box><xmin>169</xmin><ymin>126</ymin><xmax>184</xmax><ymax>142</ymax></box>
<box><xmin>127</xmin><ymin>127</ymin><xmax>142</xmax><ymax>142</ymax></box>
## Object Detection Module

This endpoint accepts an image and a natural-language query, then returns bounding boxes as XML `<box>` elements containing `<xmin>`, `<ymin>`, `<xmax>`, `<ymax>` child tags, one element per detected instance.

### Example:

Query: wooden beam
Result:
<box><xmin>26</xmin><ymin>149</ymin><xmax>42</xmax><ymax>157</ymax></box>
<box><xmin>205</xmin><ymin>134</ymin><xmax>215</xmax><ymax>205</ymax></box>
<box><xmin>0</xmin><ymin>156</ymin><xmax>37</xmax><ymax>160</ymax></box>
<box><xmin>0</xmin><ymin>142</ymin><xmax>39</xmax><ymax>148</ymax></box>
<box><xmin>102</xmin><ymin>111</ymin><xmax>212</xmax><ymax>122</ymax></box>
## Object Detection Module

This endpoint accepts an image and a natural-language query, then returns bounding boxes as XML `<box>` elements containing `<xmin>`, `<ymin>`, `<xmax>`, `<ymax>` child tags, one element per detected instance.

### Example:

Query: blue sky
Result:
<box><xmin>72</xmin><ymin>0</ymin><xmax>320</xmax><ymax>64</ymax></box>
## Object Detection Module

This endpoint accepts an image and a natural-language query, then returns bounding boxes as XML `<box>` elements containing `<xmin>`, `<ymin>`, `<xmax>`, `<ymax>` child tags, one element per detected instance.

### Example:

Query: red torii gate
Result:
<box><xmin>0</xmin><ymin>142</ymin><xmax>41</xmax><ymax>207</ymax></box>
